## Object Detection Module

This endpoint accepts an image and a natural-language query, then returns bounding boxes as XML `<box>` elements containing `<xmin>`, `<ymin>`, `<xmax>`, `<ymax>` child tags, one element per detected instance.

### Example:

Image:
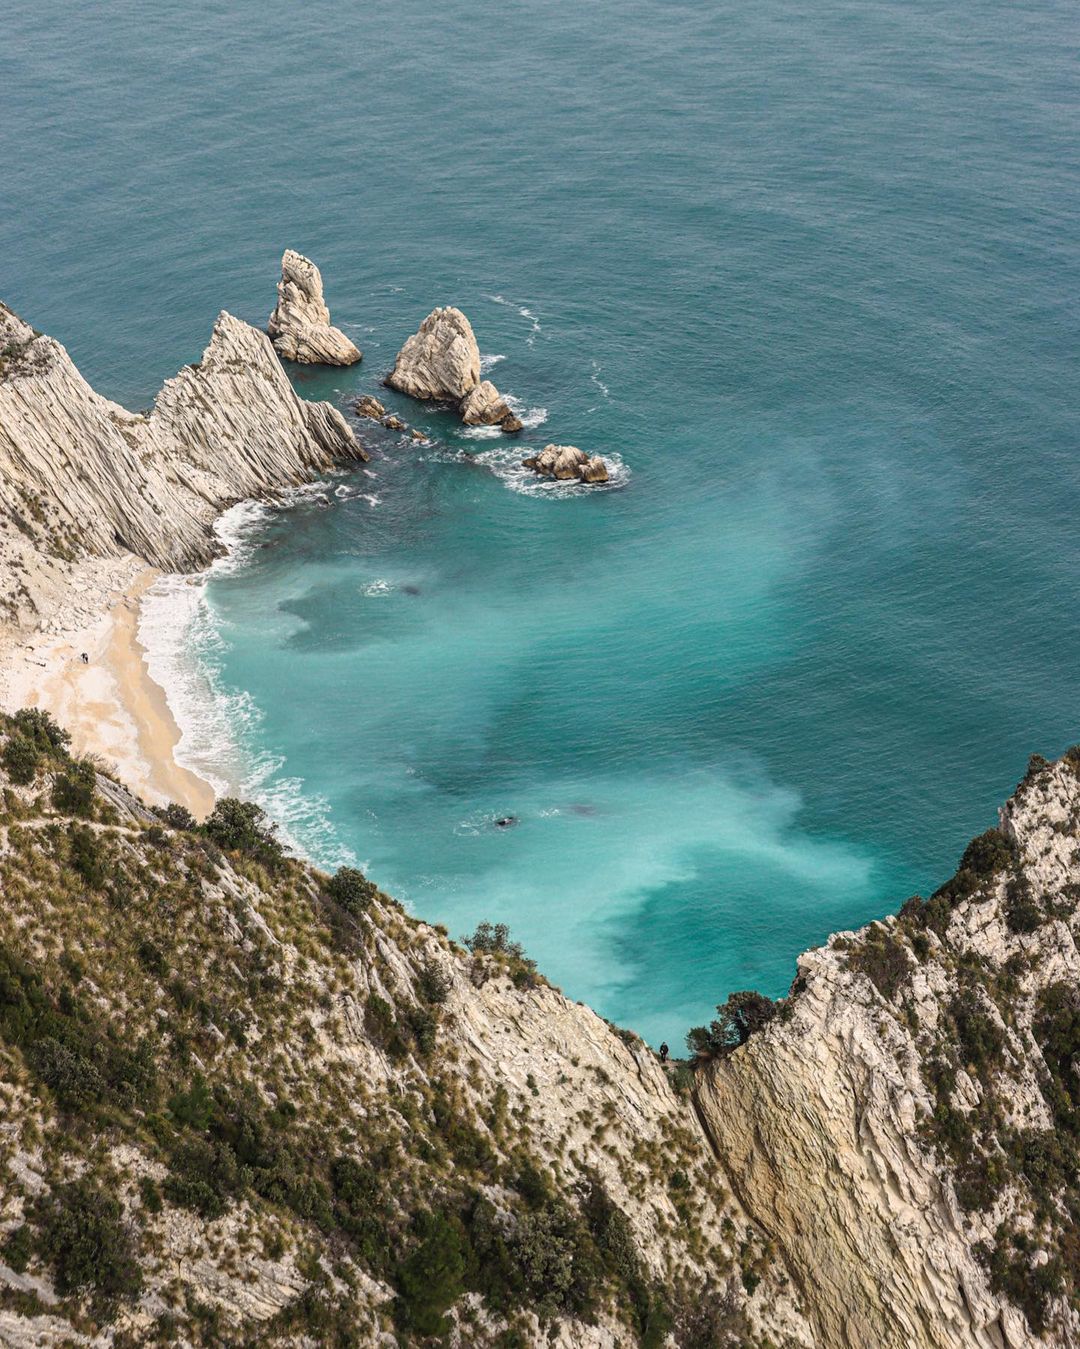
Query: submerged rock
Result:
<box><xmin>353</xmin><ymin>394</ymin><xmax>386</xmax><ymax>420</ymax></box>
<box><xmin>386</xmin><ymin>306</ymin><xmax>480</xmax><ymax>402</ymax></box>
<box><xmin>268</xmin><ymin>249</ymin><xmax>361</xmax><ymax>366</ymax></box>
<box><xmin>522</xmin><ymin>444</ymin><xmax>610</xmax><ymax>484</ymax></box>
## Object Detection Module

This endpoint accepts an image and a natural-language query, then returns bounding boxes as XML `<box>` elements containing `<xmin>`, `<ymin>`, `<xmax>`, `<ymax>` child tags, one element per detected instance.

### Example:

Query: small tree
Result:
<box><xmin>12</xmin><ymin>708</ymin><xmax>71</xmax><ymax>758</ymax></box>
<box><xmin>153</xmin><ymin>801</ymin><xmax>197</xmax><ymax>831</ymax></box>
<box><xmin>52</xmin><ymin>759</ymin><xmax>97</xmax><ymax>818</ymax></box>
<box><xmin>37</xmin><ymin>1179</ymin><xmax>143</xmax><ymax>1304</ymax></box>
<box><xmin>686</xmin><ymin>990</ymin><xmax>778</xmax><ymax>1059</ymax></box>
<box><xmin>203</xmin><ymin>797</ymin><xmax>283</xmax><ymax>867</ymax></box>
<box><xmin>2</xmin><ymin>734</ymin><xmax>40</xmax><ymax>785</ymax></box>
<box><xmin>68</xmin><ymin>823</ymin><xmax>106</xmax><ymax>888</ymax></box>
<box><xmin>325</xmin><ymin>866</ymin><xmax>377</xmax><ymax>915</ymax></box>
<box><xmin>395</xmin><ymin>1210</ymin><xmax>467</xmax><ymax>1336</ymax></box>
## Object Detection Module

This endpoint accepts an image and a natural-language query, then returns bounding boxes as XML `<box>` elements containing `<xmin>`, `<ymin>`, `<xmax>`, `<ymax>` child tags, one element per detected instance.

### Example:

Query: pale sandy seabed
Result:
<box><xmin>0</xmin><ymin>556</ymin><xmax>216</xmax><ymax>820</ymax></box>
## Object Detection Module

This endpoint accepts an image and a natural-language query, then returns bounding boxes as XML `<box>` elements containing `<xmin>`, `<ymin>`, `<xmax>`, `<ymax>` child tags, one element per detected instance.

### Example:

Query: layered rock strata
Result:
<box><xmin>267</xmin><ymin>249</ymin><xmax>361</xmax><ymax>365</ymax></box>
<box><xmin>694</xmin><ymin>753</ymin><xmax>1080</xmax><ymax>1348</ymax></box>
<box><xmin>0</xmin><ymin>301</ymin><xmax>367</xmax><ymax>623</ymax></box>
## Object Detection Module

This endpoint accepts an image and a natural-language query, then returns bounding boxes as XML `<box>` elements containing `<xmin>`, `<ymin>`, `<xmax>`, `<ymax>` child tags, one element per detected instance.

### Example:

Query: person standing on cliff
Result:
<box><xmin>659</xmin><ymin>1042</ymin><xmax>669</xmax><ymax>1063</ymax></box>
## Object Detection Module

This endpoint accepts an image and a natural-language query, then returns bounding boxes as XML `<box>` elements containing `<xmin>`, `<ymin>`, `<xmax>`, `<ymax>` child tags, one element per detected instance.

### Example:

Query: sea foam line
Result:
<box><xmin>138</xmin><ymin>497</ymin><xmax>356</xmax><ymax>869</ymax></box>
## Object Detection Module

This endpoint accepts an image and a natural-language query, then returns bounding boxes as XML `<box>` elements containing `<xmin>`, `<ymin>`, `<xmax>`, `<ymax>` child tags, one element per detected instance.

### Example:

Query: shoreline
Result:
<box><xmin>0</xmin><ymin>555</ymin><xmax>217</xmax><ymax>820</ymax></box>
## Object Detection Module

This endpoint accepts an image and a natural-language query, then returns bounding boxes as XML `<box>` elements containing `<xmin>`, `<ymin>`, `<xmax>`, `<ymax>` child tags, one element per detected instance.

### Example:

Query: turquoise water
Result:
<box><xmin>4</xmin><ymin>0</ymin><xmax>1080</xmax><ymax>1043</ymax></box>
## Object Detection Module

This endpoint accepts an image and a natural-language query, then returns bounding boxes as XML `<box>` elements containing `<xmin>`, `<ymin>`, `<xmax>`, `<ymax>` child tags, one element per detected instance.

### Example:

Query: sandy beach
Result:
<box><xmin>0</xmin><ymin>555</ymin><xmax>216</xmax><ymax>819</ymax></box>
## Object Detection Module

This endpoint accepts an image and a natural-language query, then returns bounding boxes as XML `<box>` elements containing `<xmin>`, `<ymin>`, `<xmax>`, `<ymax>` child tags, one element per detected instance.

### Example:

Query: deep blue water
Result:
<box><xmin>3</xmin><ymin>0</ymin><xmax>1080</xmax><ymax>1043</ymax></box>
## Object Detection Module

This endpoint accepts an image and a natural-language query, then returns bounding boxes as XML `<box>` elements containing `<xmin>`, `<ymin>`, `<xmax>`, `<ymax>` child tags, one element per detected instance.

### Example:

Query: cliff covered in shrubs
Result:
<box><xmin>0</xmin><ymin>710</ymin><xmax>809</xmax><ymax>1348</ymax></box>
<box><xmin>5</xmin><ymin>731</ymin><xmax>1080</xmax><ymax>1347</ymax></box>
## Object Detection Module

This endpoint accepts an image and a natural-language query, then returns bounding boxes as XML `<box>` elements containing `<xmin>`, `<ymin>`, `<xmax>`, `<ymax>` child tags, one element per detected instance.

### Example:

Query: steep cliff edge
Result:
<box><xmin>0</xmin><ymin>301</ymin><xmax>366</xmax><ymax>626</ymax></box>
<box><xmin>694</xmin><ymin>754</ymin><xmax>1080</xmax><ymax>1348</ymax></box>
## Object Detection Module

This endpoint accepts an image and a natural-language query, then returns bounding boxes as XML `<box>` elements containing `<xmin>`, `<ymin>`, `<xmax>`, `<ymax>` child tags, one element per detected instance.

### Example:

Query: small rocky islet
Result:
<box><xmin>267</xmin><ymin>249</ymin><xmax>362</xmax><ymax>367</ymax></box>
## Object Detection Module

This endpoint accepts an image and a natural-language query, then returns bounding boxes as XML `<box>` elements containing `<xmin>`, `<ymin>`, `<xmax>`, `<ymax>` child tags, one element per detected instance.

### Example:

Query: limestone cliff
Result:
<box><xmin>694</xmin><ymin>753</ymin><xmax>1080</xmax><ymax>1348</ymax></box>
<box><xmin>0</xmin><ymin>301</ymin><xmax>366</xmax><ymax>623</ymax></box>
<box><xmin>267</xmin><ymin>250</ymin><xmax>362</xmax><ymax>366</ymax></box>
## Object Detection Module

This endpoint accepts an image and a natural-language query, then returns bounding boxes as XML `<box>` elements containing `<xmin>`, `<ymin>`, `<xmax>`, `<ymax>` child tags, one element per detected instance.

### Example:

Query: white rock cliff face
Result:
<box><xmin>694</xmin><ymin>758</ymin><xmax>1080</xmax><ymax>1349</ymax></box>
<box><xmin>0</xmin><ymin>301</ymin><xmax>366</xmax><ymax>621</ymax></box>
<box><xmin>267</xmin><ymin>249</ymin><xmax>361</xmax><ymax>365</ymax></box>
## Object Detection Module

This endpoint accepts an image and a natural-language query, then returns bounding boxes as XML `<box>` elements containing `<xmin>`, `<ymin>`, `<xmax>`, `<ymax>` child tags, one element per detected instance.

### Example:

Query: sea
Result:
<box><xmin>3</xmin><ymin>0</ymin><xmax>1079</xmax><ymax>1044</ymax></box>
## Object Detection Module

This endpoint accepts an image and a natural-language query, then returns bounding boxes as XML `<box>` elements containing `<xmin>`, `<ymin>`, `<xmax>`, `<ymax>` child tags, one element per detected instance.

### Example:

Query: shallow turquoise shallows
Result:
<box><xmin>4</xmin><ymin>0</ymin><xmax>1080</xmax><ymax>1043</ymax></box>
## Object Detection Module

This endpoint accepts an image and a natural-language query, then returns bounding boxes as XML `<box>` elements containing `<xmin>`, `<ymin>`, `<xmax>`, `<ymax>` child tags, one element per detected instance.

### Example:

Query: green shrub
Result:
<box><xmin>37</xmin><ymin>1180</ymin><xmax>142</xmax><ymax>1305</ymax></box>
<box><xmin>364</xmin><ymin>994</ymin><xmax>404</xmax><ymax>1056</ymax></box>
<box><xmin>11</xmin><ymin>708</ymin><xmax>70</xmax><ymax>757</ymax></box>
<box><xmin>846</xmin><ymin>924</ymin><xmax>911</xmax><ymax>1001</ymax></box>
<box><xmin>395</xmin><ymin>1209</ymin><xmax>467</xmax><ymax>1337</ymax></box>
<box><xmin>68</xmin><ymin>823</ymin><xmax>106</xmax><ymax>887</ymax></box>
<box><xmin>332</xmin><ymin>1155</ymin><xmax>392</xmax><ymax>1271</ymax></box>
<box><xmin>325</xmin><ymin>866</ymin><xmax>377</xmax><ymax>915</ymax></box>
<box><xmin>1</xmin><ymin>735</ymin><xmax>40</xmax><ymax>785</ymax></box>
<box><xmin>417</xmin><ymin>960</ymin><xmax>452</xmax><ymax>1004</ymax></box>
<box><xmin>686</xmin><ymin>991</ymin><xmax>778</xmax><ymax>1058</ymax></box>
<box><xmin>403</xmin><ymin>1003</ymin><xmax>438</xmax><ymax>1056</ymax></box>
<box><xmin>203</xmin><ymin>798</ymin><xmax>283</xmax><ymax>867</ymax></box>
<box><xmin>950</xmin><ymin>989</ymin><xmax>1006</xmax><ymax>1075</ymax></box>
<box><xmin>3</xmin><ymin>1223</ymin><xmax>31</xmax><ymax>1273</ymax></box>
<box><xmin>153</xmin><ymin>802</ymin><xmax>197</xmax><ymax>831</ymax></box>
<box><xmin>164</xmin><ymin>1137</ymin><xmax>242</xmax><ymax>1220</ymax></box>
<box><xmin>139</xmin><ymin>1176</ymin><xmax>163</xmax><ymax>1215</ymax></box>
<box><xmin>137</xmin><ymin>939</ymin><xmax>167</xmax><ymax>978</ymax></box>
<box><xmin>1005</xmin><ymin>875</ymin><xmax>1043</xmax><ymax>934</ymax></box>
<box><xmin>931</xmin><ymin>828</ymin><xmax>1016</xmax><ymax>908</ymax></box>
<box><xmin>51</xmin><ymin>759</ymin><xmax>97</xmax><ymax>817</ymax></box>
<box><xmin>463</xmin><ymin>922</ymin><xmax>538</xmax><ymax>986</ymax></box>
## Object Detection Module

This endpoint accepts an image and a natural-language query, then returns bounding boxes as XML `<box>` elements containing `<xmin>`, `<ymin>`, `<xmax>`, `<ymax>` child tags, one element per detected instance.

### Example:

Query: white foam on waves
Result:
<box><xmin>471</xmin><ymin>447</ymin><xmax>631</xmax><ymax>497</ymax></box>
<box><xmin>138</xmin><ymin>498</ymin><xmax>356</xmax><ymax>870</ymax></box>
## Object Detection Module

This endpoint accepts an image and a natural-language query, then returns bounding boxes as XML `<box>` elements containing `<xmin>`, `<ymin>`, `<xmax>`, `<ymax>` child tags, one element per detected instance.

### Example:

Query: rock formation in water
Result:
<box><xmin>386</xmin><ymin>306</ymin><xmax>480</xmax><ymax>402</ymax></box>
<box><xmin>266</xmin><ymin>249</ymin><xmax>361</xmax><ymax>365</ymax></box>
<box><xmin>460</xmin><ymin>379</ymin><xmax>513</xmax><ymax>426</ymax></box>
<box><xmin>353</xmin><ymin>393</ymin><xmax>386</xmax><ymax>420</ymax></box>
<box><xmin>386</xmin><ymin>307</ymin><xmax>521</xmax><ymax>431</ymax></box>
<box><xmin>523</xmin><ymin>443</ymin><xmax>610</xmax><ymax>484</ymax></box>
<box><xmin>0</xmin><ymin>300</ymin><xmax>367</xmax><ymax>624</ymax></box>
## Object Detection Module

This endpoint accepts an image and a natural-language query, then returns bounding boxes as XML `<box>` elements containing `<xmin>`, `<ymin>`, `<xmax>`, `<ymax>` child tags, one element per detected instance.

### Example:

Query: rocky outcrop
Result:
<box><xmin>523</xmin><ymin>444</ymin><xmax>610</xmax><ymax>484</ymax></box>
<box><xmin>0</xmin><ymin>301</ymin><xmax>367</xmax><ymax>622</ymax></box>
<box><xmin>353</xmin><ymin>394</ymin><xmax>386</xmax><ymax>420</ymax></box>
<box><xmin>267</xmin><ymin>249</ymin><xmax>361</xmax><ymax>365</ymax></box>
<box><xmin>460</xmin><ymin>379</ymin><xmax>515</xmax><ymax>429</ymax></box>
<box><xmin>693</xmin><ymin>754</ymin><xmax>1080</xmax><ymax>1349</ymax></box>
<box><xmin>386</xmin><ymin>306</ymin><xmax>480</xmax><ymax>402</ymax></box>
<box><xmin>386</xmin><ymin>307</ymin><xmax>521</xmax><ymax>431</ymax></box>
